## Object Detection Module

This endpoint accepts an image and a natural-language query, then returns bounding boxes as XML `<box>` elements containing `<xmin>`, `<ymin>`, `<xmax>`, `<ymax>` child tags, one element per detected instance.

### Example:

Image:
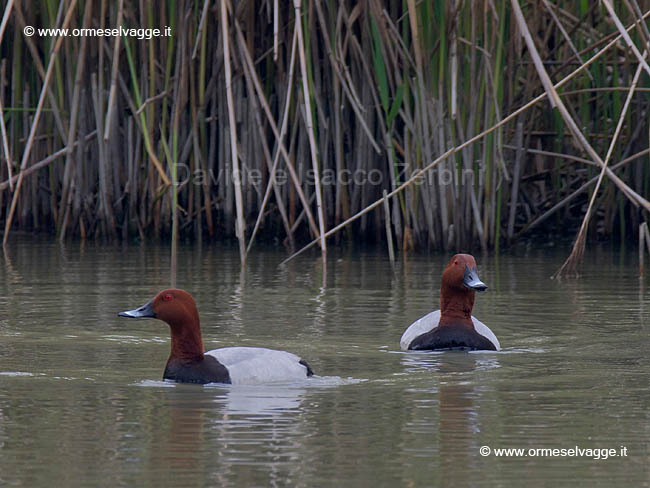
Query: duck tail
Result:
<box><xmin>299</xmin><ymin>359</ymin><xmax>315</xmax><ymax>377</ymax></box>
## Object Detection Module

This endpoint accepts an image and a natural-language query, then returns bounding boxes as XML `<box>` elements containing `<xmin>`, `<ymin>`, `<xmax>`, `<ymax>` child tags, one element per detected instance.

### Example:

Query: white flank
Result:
<box><xmin>472</xmin><ymin>318</ymin><xmax>500</xmax><ymax>350</ymax></box>
<box><xmin>399</xmin><ymin>310</ymin><xmax>500</xmax><ymax>351</ymax></box>
<box><xmin>206</xmin><ymin>347</ymin><xmax>309</xmax><ymax>385</ymax></box>
<box><xmin>400</xmin><ymin>310</ymin><xmax>441</xmax><ymax>350</ymax></box>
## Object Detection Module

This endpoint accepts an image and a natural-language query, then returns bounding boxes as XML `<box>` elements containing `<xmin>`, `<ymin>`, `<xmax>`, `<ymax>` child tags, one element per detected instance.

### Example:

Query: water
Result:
<box><xmin>0</xmin><ymin>237</ymin><xmax>648</xmax><ymax>487</ymax></box>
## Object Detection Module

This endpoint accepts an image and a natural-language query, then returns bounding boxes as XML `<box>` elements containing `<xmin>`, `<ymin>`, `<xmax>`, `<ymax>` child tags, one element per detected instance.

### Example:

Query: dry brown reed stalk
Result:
<box><xmin>507</xmin><ymin>121</ymin><xmax>524</xmax><ymax>243</ymax></box>
<box><xmin>0</xmin><ymin>96</ymin><xmax>12</xmax><ymax>191</ymax></box>
<box><xmin>602</xmin><ymin>0</ymin><xmax>650</xmax><ymax>77</ymax></box>
<box><xmin>3</xmin><ymin>0</ymin><xmax>78</xmax><ymax>245</ymax></box>
<box><xmin>245</xmin><ymin>26</ymin><xmax>298</xmax><ymax>254</ymax></box>
<box><xmin>554</xmin><ymin>57</ymin><xmax>645</xmax><ymax>278</ymax></box>
<box><xmin>102</xmin><ymin>0</ymin><xmax>124</xmax><ymax>142</ymax></box>
<box><xmin>221</xmin><ymin>0</ymin><xmax>246</xmax><ymax>265</ymax></box>
<box><xmin>0</xmin><ymin>2</ymin><xmax>13</xmax><ymax>190</ymax></box>
<box><xmin>191</xmin><ymin>0</ymin><xmax>210</xmax><ymax>60</ymax></box>
<box><xmin>11</xmin><ymin>3</ymin><xmax>67</xmax><ymax>141</ymax></box>
<box><xmin>313</xmin><ymin>1</ymin><xmax>381</xmax><ymax>154</ymax></box>
<box><xmin>280</xmin><ymin>5</ymin><xmax>650</xmax><ymax>265</ymax></box>
<box><xmin>233</xmin><ymin>19</ymin><xmax>321</xmax><ymax>239</ymax></box>
<box><xmin>383</xmin><ymin>189</ymin><xmax>395</xmax><ymax>264</ymax></box>
<box><xmin>58</xmin><ymin>0</ymin><xmax>93</xmax><ymax>240</ymax></box>
<box><xmin>511</xmin><ymin>0</ymin><xmax>650</xmax><ymax>276</ymax></box>
<box><xmin>0</xmin><ymin>0</ymin><xmax>14</xmax><ymax>43</ymax></box>
<box><xmin>643</xmin><ymin>221</ymin><xmax>650</xmax><ymax>264</ymax></box>
<box><xmin>91</xmin><ymin>73</ymin><xmax>117</xmax><ymax>239</ymax></box>
<box><xmin>515</xmin><ymin>147</ymin><xmax>650</xmax><ymax>237</ymax></box>
<box><xmin>1</xmin><ymin>1</ymin><xmax>649</xmax><ymax>260</ymax></box>
<box><xmin>294</xmin><ymin>0</ymin><xmax>327</xmax><ymax>260</ymax></box>
<box><xmin>121</xmin><ymin>34</ymin><xmax>170</xmax><ymax>188</ymax></box>
<box><xmin>641</xmin><ymin>222</ymin><xmax>647</xmax><ymax>275</ymax></box>
<box><xmin>542</xmin><ymin>0</ymin><xmax>594</xmax><ymax>82</ymax></box>
<box><xmin>0</xmin><ymin>130</ymin><xmax>97</xmax><ymax>191</ymax></box>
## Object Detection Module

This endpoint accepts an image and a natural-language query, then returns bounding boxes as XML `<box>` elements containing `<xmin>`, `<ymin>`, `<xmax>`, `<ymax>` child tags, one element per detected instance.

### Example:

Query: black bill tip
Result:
<box><xmin>463</xmin><ymin>265</ymin><xmax>487</xmax><ymax>292</ymax></box>
<box><xmin>118</xmin><ymin>299</ymin><xmax>156</xmax><ymax>318</ymax></box>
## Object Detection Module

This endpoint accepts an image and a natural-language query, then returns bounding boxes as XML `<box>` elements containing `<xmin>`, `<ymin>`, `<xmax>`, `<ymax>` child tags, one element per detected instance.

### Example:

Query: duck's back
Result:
<box><xmin>400</xmin><ymin>310</ymin><xmax>500</xmax><ymax>351</ymax></box>
<box><xmin>400</xmin><ymin>311</ymin><xmax>441</xmax><ymax>350</ymax></box>
<box><xmin>206</xmin><ymin>347</ymin><xmax>313</xmax><ymax>384</ymax></box>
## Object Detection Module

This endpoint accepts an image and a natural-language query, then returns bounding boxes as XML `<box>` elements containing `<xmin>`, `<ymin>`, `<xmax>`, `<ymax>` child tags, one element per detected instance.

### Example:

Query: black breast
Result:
<box><xmin>408</xmin><ymin>325</ymin><xmax>496</xmax><ymax>351</ymax></box>
<box><xmin>163</xmin><ymin>355</ymin><xmax>231</xmax><ymax>384</ymax></box>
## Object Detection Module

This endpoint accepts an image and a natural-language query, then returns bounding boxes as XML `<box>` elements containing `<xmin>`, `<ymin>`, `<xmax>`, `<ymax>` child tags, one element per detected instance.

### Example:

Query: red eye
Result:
<box><xmin>454</xmin><ymin>260</ymin><xmax>459</xmax><ymax>265</ymax></box>
<box><xmin>163</xmin><ymin>294</ymin><xmax>173</xmax><ymax>302</ymax></box>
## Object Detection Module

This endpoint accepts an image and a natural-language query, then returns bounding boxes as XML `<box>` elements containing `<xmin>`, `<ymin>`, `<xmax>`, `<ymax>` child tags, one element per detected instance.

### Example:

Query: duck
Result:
<box><xmin>118</xmin><ymin>289</ymin><xmax>314</xmax><ymax>384</ymax></box>
<box><xmin>400</xmin><ymin>254</ymin><xmax>500</xmax><ymax>351</ymax></box>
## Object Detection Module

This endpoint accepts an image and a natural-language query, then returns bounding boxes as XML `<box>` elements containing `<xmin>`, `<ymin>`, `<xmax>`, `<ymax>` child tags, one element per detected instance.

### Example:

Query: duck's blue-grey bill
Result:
<box><xmin>118</xmin><ymin>299</ymin><xmax>156</xmax><ymax>318</ymax></box>
<box><xmin>463</xmin><ymin>265</ymin><xmax>487</xmax><ymax>292</ymax></box>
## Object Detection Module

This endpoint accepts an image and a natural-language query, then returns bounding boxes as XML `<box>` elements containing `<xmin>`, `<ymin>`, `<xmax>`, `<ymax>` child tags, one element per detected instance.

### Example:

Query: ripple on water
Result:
<box><xmin>133</xmin><ymin>375</ymin><xmax>367</xmax><ymax>416</ymax></box>
<box><xmin>0</xmin><ymin>372</ymin><xmax>97</xmax><ymax>382</ymax></box>
<box><xmin>101</xmin><ymin>334</ymin><xmax>167</xmax><ymax>344</ymax></box>
<box><xmin>135</xmin><ymin>379</ymin><xmax>177</xmax><ymax>388</ymax></box>
<box><xmin>135</xmin><ymin>375</ymin><xmax>366</xmax><ymax>389</ymax></box>
<box><xmin>2</xmin><ymin>244</ymin><xmax>647</xmax><ymax>486</ymax></box>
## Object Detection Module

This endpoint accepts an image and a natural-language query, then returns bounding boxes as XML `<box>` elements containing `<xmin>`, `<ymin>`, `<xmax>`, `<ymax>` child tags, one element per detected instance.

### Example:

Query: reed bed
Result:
<box><xmin>0</xmin><ymin>0</ymin><xmax>648</xmax><ymax>273</ymax></box>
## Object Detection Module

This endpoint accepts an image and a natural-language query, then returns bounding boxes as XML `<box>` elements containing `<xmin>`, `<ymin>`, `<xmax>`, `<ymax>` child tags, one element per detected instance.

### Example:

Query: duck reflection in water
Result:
<box><xmin>145</xmin><ymin>384</ymin><xmax>309</xmax><ymax>485</ymax></box>
<box><xmin>401</xmin><ymin>352</ymin><xmax>500</xmax><ymax>484</ymax></box>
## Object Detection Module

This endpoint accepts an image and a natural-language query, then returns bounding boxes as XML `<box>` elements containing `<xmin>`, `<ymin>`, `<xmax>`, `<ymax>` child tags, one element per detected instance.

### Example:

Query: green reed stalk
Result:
<box><xmin>122</xmin><ymin>33</ymin><xmax>170</xmax><ymax>186</ymax></box>
<box><xmin>1</xmin><ymin>1</ymin><xmax>649</xmax><ymax>256</ymax></box>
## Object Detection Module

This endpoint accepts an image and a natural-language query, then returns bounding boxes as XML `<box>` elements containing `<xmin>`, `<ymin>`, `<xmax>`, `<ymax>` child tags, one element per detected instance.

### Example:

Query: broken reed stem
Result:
<box><xmin>0</xmin><ymin>131</ymin><xmax>97</xmax><ymax>191</ymax></box>
<box><xmin>135</xmin><ymin>90</ymin><xmax>169</xmax><ymax>115</ymax></box>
